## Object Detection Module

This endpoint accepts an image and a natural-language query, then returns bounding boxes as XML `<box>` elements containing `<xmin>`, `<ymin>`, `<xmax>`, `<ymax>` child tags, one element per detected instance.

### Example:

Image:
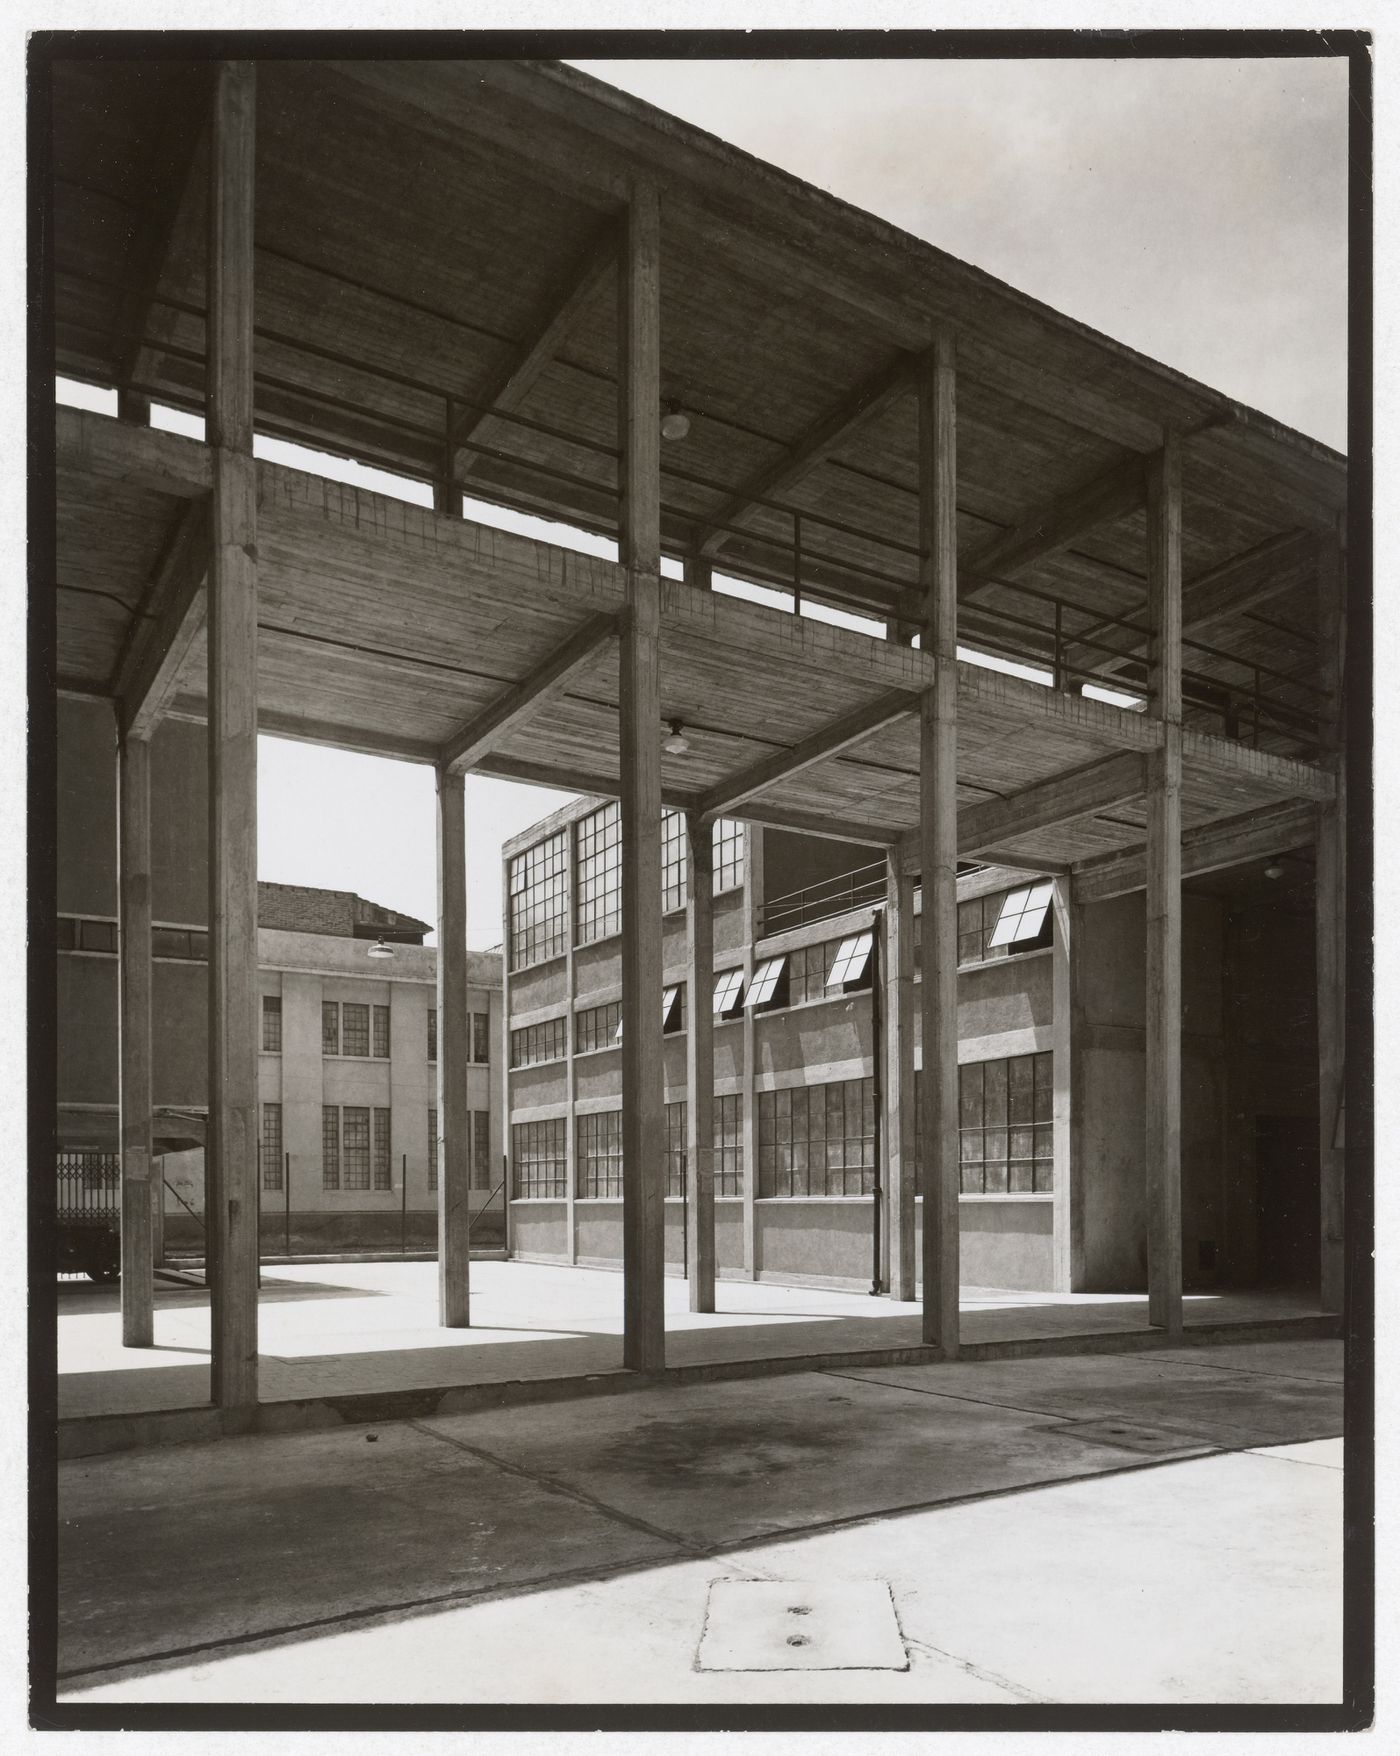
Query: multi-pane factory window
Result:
<box><xmin>575</xmin><ymin>802</ymin><xmax>622</xmax><ymax>944</ymax></box>
<box><xmin>746</xmin><ymin>955</ymin><xmax>788</xmax><ymax>1011</ymax></box>
<box><xmin>913</xmin><ymin>1052</ymin><xmax>1055</xmax><ymax>1194</ymax></box>
<box><xmin>508</xmin><ymin>829</ymin><xmax>568</xmax><ymax>970</ymax></box>
<box><xmin>372</xmin><ymin>1108</ymin><xmax>392</xmax><ymax>1191</ymax></box>
<box><xmin>577</xmin><ymin>1109</ymin><xmax>623</xmax><ymax>1198</ymax></box>
<box><xmin>955</xmin><ymin>885</ymin><xmax>1054</xmax><ymax>968</ymax></box>
<box><xmin>473</xmin><ymin>1110</ymin><xmax>492</xmax><ymax>1191</ymax></box>
<box><xmin>428</xmin><ymin>1107</ymin><xmax>438</xmax><ymax>1193</ymax></box>
<box><xmin>757</xmin><ymin>1077</ymin><xmax>875</xmax><ymax>1198</ymax></box>
<box><xmin>664</xmin><ymin>1100</ymin><xmax>687</xmax><ymax>1197</ymax></box>
<box><xmin>342</xmin><ymin>1106</ymin><xmax>371</xmax><ymax>1190</ymax></box>
<box><xmin>576</xmin><ymin>1001</ymin><xmax>621</xmax><ymax>1055</ymax></box>
<box><xmin>512</xmin><ymin>1117</ymin><xmax>566</xmax><ymax>1198</ymax></box>
<box><xmin>511</xmin><ymin>1016</ymin><xmax>567</xmax><ymax>1068</ymax></box>
<box><xmin>787</xmin><ymin>941</ymin><xmax>837</xmax><ymax>1006</ymax></box>
<box><xmin>342</xmin><ymin>1003</ymin><xmax>370</xmax><ymax>1058</ymax></box>
<box><xmin>662</xmin><ymin>809</ymin><xmax>686</xmax><ymax>912</ymax></box>
<box><xmin>714</xmin><ymin>1093</ymin><xmax>744</xmax><ymax>1196</ymax></box>
<box><xmin>261</xmin><ymin>1102</ymin><xmax>283</xmax><ymax>1191</ymax></box>
<box><xmin>713</xmin><ymin>818</ymin><xmax>744</xmax><ymax>895</ymax></box>
<box><xmin>261</xmin><ymin>995</ymin><xmax>282</xmax><ymax>1053</ymax></box>
<box><xmin>151</xmin><ymin>926</ymin><xmax>209</xmax><ymax>961</ymax></box>
<box><xmin>321</xmin><ymin>1104</ymin><xmax>340</xmax><ymax>1190</ymax></box>
<box><xmin>428</xmin><ymin>1006</ymin><xmax>437</xmax><ymax>1063</ymax></box>
<box><xmin>828</xmin><ymin>932</ymin><xmax>874</xmax><ymax>989</ymax></box>
<box><xmin>322</xmin><ymin>1001</ymin><xmax>339</xmax><ymax>1056</ymax></box>
<box><xmin>472</xmin><ymin>1010</ymin><xmax>491</xmax><ymax>1063</ymax></box>
<box><xmin>373</xmin><ymin>1004</ymin><xmax>390</xmax><ymax>1059</ymax></box>
<box><xmin>661</xmin><ymin>983</ymin><xmax>686</xmax><ymax>1034</ymax></box>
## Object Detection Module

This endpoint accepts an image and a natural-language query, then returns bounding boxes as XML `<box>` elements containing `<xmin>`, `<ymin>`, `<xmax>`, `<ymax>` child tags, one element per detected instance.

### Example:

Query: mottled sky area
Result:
<box><xmin>573</xmin><ymin>55</ymin><xmax>1348</xmax><ymax>448</ymax></box>
<box><xmin>247</xmin><ymin>54</ymin><xmax>1349</xmax><ymax>943</ymax></box>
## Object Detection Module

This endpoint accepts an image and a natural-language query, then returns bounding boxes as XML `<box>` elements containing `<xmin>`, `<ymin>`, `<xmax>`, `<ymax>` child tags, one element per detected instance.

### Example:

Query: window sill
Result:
<box><xmin>509</xmin><ymin>949</ymin><xmax>569</xmax><ymax>977</ymax></box>
<box><xmin>510</xmin><ymin>1057</ymin><xmax>568</xmax><ymax>1073</ymax></box>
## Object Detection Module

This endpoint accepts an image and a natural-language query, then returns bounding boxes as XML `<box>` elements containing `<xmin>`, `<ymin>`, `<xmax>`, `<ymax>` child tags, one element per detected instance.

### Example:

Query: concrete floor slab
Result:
<box><xmin>697</xmin><ymin>1579</ymin><xmax>908</xmax><ymax>1671</ymax></box>
<box><xmin>57</xmin><ymin>1260</ymin><xmax>1330</xmax><ymax>1424</ymax></box>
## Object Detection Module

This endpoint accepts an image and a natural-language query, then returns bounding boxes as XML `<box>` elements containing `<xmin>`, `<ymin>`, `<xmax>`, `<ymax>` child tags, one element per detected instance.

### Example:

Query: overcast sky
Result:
<box><xmin>250</xmin><ymin>53</ymin><xmax>1349</xmax><ymax>946</ymax></box>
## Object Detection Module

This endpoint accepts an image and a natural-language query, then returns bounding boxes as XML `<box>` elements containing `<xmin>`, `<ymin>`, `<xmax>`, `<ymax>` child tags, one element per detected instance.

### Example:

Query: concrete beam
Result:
<box><xmin>114</xmin><ymin>501</ymin><xmax>210</xmax><ymax>741</ymax></box>
<box><xmin>439</xmin><ymin>612</ymin><xmax>618</xmax><ymax>775</ymax></box>
<box><xmin>694</xmin><ymin>354</ymin><xmax>912</xmax><ymax>560</ymax></box>
<box><xmin>955</xmin><ymin>750</ymin><xmax>1148</xmax><ymax>860</ymax></box>
<box><xmin>962</xmin><ymin>453</ymin><xmax>1147</xmax><ymax>593</ymax></box>
<box><xmin>695</xmin><ymin>689</ymin><xmax>916</xmax><ymax>821</ymax></box>
<box><xmin>1071</xmin><ymin>800</ymin><xmax>1315</xmax><ymax>904</ymax></box>
<box><xmin>117</xmin><ymin>734</ymin><xmax>155</xmax><ymax>1347</ymax></box>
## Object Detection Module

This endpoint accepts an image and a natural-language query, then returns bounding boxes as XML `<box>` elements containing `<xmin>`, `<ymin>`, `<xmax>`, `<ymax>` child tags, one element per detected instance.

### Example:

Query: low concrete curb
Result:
<box><xmin>56</xmin><ymin>1310</ymin><xmax>1341</xmax><ymax>1461</ymax></box>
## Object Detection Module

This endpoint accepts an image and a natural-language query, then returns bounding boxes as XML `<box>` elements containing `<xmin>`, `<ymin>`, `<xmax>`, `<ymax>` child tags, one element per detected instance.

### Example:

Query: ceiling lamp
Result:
<box><xmin>367</xmin><ymin>937</ymin><xmax>396</xmax><ymax>959</ymax></box>
<box><xmin>1263</xmin><ymin>861</ymin><xmax>1285</xmax><ymax>881</ymax></box>
<box><xmin>663</xmin><ymin>719</ymin><xmax>691</xmax><ymax>756</ymax></box>
<box><xmin>660</xmin><ymin>401</ymin><xmax>691</xmax><ymax>442</ymax></box>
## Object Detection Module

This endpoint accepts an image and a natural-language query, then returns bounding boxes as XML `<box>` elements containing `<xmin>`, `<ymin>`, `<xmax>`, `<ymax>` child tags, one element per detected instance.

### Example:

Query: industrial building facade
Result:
<box><xmin>56</xmin><ymin>695</ymin><xmax>504</xmax><ymax>1258</ymax></box>
<box><xmin>503</xmin><ymin>797</ymin><xmax>1320</xmax><ymax>1297</ymax></box>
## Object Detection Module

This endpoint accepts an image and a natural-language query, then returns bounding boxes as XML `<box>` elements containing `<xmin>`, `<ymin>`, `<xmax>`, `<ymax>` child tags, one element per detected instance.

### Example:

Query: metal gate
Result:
<box><xmin>57</xmin><ymin>1151</ymin><xmax>120</xmax><ymax>1224</ymax></box>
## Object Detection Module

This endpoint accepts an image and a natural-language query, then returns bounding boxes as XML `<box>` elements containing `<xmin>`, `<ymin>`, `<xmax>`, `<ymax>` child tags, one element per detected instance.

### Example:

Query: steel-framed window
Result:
<box><xmin>342</xmin><ymin>1003</ymin><xmax>370</xmax><ymax>1058</ymax></box>
<box><xmin>428</xmin><ymin>1006</ymin><xmax>437</xmax><ymax>1063</ymax></box>
<box><xmin>576</xmin><ymin>1001</ymin><xmax>621</xmax><ymax>1055</ymax></box>
<box><xmin>261</xmin><ymin>995</ymin><xmax>282</xmax><ymax>1053</ymax></box>
<box><xmin>787</xmin><ymin>941</ymin><xmax>837</xmax><ymax>1005</ymax></box>
<box><xmin>715</xmin><ymin>1093</ymin><xmax>744</xmax><ymax>1196</ymax></box>
<box><xmin>508</xmin><ymin>829</ymin><xmax>568</xmax><ymax>969</ymax></box>
<box><xmin>428</xmin><ymin>1107</ymin><xmax>438</xmax><ymax>1193</ymax></box>
<box><xmin>954</xmin><ymin>884</ymin><xmax>1054</xmax><ymax>968</ymax></box>
<box><xmin>151</xmin><ymin>926</ymin><xmax>209</xmax><ymax>961</ymax></box>
<box><xmin>472</xmin><ymin>1110</ymin><xmax>492</xmax><ymax>1191</ymax></box>
<box><xmin>577</xmin><ymin>1109</ymin><xmax>623</xmax><ymax>1198</ymax></box>
<box><xmin>575</xmin><ymin>802</ymin><xmax>622</xmax><ymax>944</ymax></box>
<box><xmin>372</xmin><ymin>1108</ymin><xmax>392</xmax><ymax>1191</ymax></box>
<box><xmin>472</xmin><ymin>1011</ymin><xmax>491</xmax><ymax>1063</ymax></box>
<box><xmin>914</xmin><ymin>1051</ymin><xmax>1055</xmax><ymax>1194</ymax></box>
<box><xmin>511</xmin><ymin>1016</ymin><xmax>567</xmax><ymax>1068</ymax></box>
<box><xmin>664</xmin><ymin>1100</ymin><xmax>687</xmax><ymax>1197</ymax></box>
<box><xmin>828</xmin><ymin>931</ymin><xmax>874</xmax><ymax>989</ymax></box>
<box><xmin>713</xmin><ymin>818</ymin><xmax>744</xmax><ymax>895</ymax></box>
<box><xmin>757</xmin><ymin>1077</ymin><xmax>875</xmax><ymax>1197</ymax></box>
<box><xmin>322</xmin><ymin>1001</ymin><xmax>339</xmax><ymax>1056</ymax></box>
<box><xmin>321</xmin><ymin>1104</ymin><xmax>340</xmax><ymax>1190</ymax></box>
<box><xmin>261</xmin><ymin>1102</ymin><xmax>283</xmax><ymax>1191</ymax></box>
<box><xmin>512</xmin><ymin>1117</ymin><xmax>566</xmax><ymax>1198</ymax></box>
<box><xmin>661</xmin><ymin>983</ymin><xmax>686</xmax><ymax>1034</ymax></box>
<box><xmin>746</xmin><ymin>955</ymin><xmax>788</xmax><ymax>1011</ymax></box>
<box><xmin>988</xmin><ymin>882</ymin><xmax>1054</xmax><ymax>950</ymax></box>
<box><xmin>372</xmin><ymin>1005</ymin><xmax>390</xmax><ymax>1059</ymax></box>
<box><xmin>662</xmin><ymin>809</ymin><xmax>686</xmax><ymax>912</ymax></box>
<box><xmin>342</xmin><ymin>1106</ymin><xmax>371</xmax><ymax>1190</ymax></box>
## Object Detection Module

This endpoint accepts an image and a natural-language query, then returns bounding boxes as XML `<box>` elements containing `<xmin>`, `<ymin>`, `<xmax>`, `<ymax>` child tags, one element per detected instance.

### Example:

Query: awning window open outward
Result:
<box><xmin>745</xmin><ymin>956</ymin><xmax>787</xmax><ymax>1010</ymax></box>
<box><xmin>713</xmin><ymin>968</ymin><xmax>745</xmax><ymax>1017</ymax></box>
<box><xmin>987</xmin><ymin>881</ymin><xmax>1054</xmax><ymax>949</ymax></box>
<box><xmin>827</xmin><ymin>931</ymin><xmax>874</xmax><ymax>989</ymax></box>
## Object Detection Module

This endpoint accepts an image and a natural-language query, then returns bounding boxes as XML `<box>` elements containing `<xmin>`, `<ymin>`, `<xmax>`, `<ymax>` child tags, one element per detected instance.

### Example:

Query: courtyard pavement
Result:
<box><xmin>56</xmin><ymin>1257</ymin><xmax>1329</xmax><ymax>1420</ymax></box>
<box><xmin>53</xmin><ymin>1336</ymin><xmax>1344</xmax><ymax>1707</ymax></box>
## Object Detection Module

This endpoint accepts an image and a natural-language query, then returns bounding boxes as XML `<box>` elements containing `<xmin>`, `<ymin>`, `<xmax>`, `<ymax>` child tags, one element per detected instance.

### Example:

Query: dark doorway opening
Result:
<box><xmin>1254</xmin><ymin>1115</ymin><xmax>1320</xmax><ymax>1290</ymax></box>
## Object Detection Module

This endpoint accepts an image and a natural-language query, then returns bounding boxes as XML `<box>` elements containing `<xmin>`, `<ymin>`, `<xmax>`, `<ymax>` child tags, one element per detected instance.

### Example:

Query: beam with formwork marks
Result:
<box><xmin>954</xmin><ymin>750</ymin><xmax>1149</xmax><ymax>859</ymax></box>
<box><xmin>1061</xmin><ymin>529</ymin><xmax>1316</xmax><ymax>682</ymax></box>
<box><xmin>438</xmin><ymin>613</ymin><xmax>619</xmax><ymax>775</ymax></box>
<box><xmin>111</xmin><ymin>500</ymin><xmax>210</xmax><ymax>741</ymax></box>
<box><xmin>449</xmin><ymin>218</ymin><xmax>618</xmax><ymax>484</ymax></box>
<box><xmin>1072</xmin><ymin>800</ymin><xmax>1315</xmax><ymax>904</ymax></box>
<box><xmin>693</xmin><ymin>354</ymin><xmax>913</xmax><ymax>561</ymax></box>
<box><xmin>694</xmin><ymin>688</ymin><xmax>918</xmax><ymax>820</ymax></box>
<box><xmin>960</xmin><ymin>453</ymin><xmax>1149</xmax><ymax>597</ymax></box>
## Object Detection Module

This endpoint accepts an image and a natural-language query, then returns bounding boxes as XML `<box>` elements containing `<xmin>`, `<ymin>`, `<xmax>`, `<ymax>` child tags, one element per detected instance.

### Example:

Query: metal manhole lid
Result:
<box><xmin>697</xmin><ymin>1579</ymin><xmax>908</xmax><ymax>1672</ymax></box>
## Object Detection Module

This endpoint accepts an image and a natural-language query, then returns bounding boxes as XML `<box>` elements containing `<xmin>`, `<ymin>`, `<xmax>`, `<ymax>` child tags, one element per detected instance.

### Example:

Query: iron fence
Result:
<box><xmin>57</xmin><ymin>1151</ymin><xmax>120</xmax><ymax>1224</ymax></box>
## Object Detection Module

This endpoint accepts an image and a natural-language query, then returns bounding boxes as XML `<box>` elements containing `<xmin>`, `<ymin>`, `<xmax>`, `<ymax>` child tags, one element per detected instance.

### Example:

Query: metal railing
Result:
<box><xmin>761</xmin><ymin>858</ymin><xmax>887</xmax><ymax>937</ymax></box>
<box><xmin>57</xmin><ymin>1151</ymin><xmax>119</xmax><ymax>1224</ymax></box>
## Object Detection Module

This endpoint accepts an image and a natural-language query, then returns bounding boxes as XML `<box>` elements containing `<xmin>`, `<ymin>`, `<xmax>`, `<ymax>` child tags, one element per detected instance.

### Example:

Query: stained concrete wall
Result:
<box><xmin>1072</xmin><ymin>890</ymin><xmax>1227</xmax><ymax>1293</ymax></box>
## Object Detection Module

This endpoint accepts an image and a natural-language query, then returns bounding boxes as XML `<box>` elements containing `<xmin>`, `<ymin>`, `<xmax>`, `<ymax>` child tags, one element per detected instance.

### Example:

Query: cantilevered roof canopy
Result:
<box><xmin>47</xmin><ymin>55</ymin><xmax>1343</xmax><ymax>881</ymax></box>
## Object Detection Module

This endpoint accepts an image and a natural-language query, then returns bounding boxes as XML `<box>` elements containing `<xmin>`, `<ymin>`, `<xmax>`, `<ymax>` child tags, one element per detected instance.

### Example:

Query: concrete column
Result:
<box><xmin>882</xmin><ymin>854</ymin><xmax>916</xmax><ymax>1300</ymax></box>
<box><xmin>436</xmin><ymin>767</ymin><xmax>472</xmax><ymax>1324</ymax></box>
<box><xmin>206</xmin><ymin>59</ymin><xmax>259</xmax><ymax>1409</ymax></box>
<box><xmin>1145</xmin><ymin>432</ymin><xmax>1184</xmax><ymax>1335</ymax></box>
<box><xmin>118</xmin><ymin>731</ymin><xmax>154</xmax><ymax>1345</ymax></box>
<box><xmin>564</xmin><ymin>837</ymin><xmax>578</xmax><ymax>1264</ymax></box>
<box><xmin>740</xmin><ymin>825</ymin><xmax>761</xmax><ymax>1278</ymax></box>
<box><xmin>918</xmin><ymin>332</ymin><xmax>960</xmax><ymax>1356</ymax></box>
<box><xmin>685</xmin><ymin>812</ymin><xmax>716</xmax><ymax>1312</ymax></box>
<box><xmin>1051</xmin><ymin>876</ymin><xmax>1080</xmax><ymax>1293</ymax></box>
<box><xmin>1316</xmin><ymin>528</ymin><xmax>1346</xmax><ymax>1313</ymax></box>
<box><xmin>618</xmin><ymin>177</ymin><xmax>666</xmax><ymax>1373</ymax></box>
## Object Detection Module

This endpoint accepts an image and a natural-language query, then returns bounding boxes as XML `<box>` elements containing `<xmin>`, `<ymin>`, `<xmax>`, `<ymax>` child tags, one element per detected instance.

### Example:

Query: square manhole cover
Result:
<box><xmin>1041</xmin><ymin>1416</ymin><xmax>1208</xmax><ymax>1455</ymax></box>
<box><xmin>697</xmin><ymin>1579</ymin><xmax>908</xmax><ymax>1672</ymax></box>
